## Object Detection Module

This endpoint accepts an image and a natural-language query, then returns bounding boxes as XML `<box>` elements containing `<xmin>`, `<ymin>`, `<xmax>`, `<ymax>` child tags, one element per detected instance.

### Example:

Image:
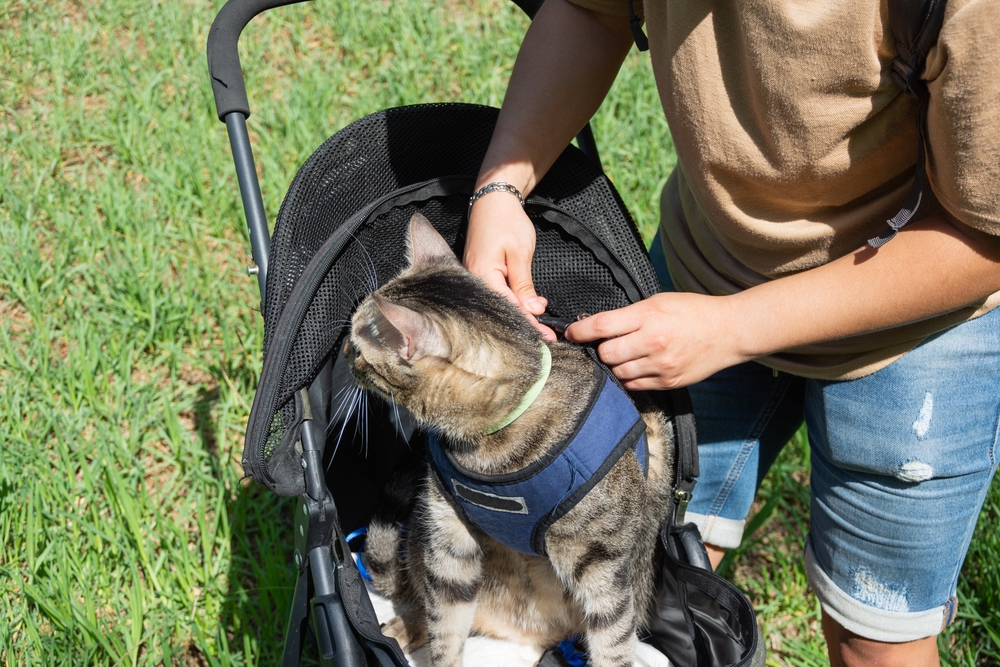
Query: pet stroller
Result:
<box><xmin>206</xmin><ymin>1</ymin><xmax>765</xmax><ymax>665</ymax></box>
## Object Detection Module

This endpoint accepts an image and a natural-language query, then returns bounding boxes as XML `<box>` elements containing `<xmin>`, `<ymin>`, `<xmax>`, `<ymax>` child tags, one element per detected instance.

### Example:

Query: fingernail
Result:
<box><xmin>525</xmin><ymin>297</ymin><xmax>544</xmax><ymax>311</ymax></box>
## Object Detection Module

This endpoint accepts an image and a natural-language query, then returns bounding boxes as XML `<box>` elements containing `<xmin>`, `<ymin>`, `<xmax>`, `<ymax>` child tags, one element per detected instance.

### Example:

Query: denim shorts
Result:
<box><xmin>649</xmin><ymin>233</ymin><xmax>1000</xmax><ymax>642</ymax></box>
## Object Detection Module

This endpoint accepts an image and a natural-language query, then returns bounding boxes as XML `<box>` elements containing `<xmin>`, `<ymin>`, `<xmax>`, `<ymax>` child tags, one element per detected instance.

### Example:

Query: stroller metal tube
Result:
<box><xmin>308</xmin><ymin>548</ymin><xmax>368</xmax><ymax>667</ymax></box>
<box><xmin>299</xmin><ymin>416</ymin><xmax>326</xmax><ymax>502</ymax></box>
<box><xmin>209</xmin><ymin>0</ymin><xmax>314</xmax><ymax>306</ymax></box>
<box><xmin>225</xmin><ymin>111</ymin><xmax>270</xmax><ymax>303</ymax></box>
<box><xmin>575</xmin><ymin>122</ymin><xmax>602</xmax><ymax>170</ymax></box>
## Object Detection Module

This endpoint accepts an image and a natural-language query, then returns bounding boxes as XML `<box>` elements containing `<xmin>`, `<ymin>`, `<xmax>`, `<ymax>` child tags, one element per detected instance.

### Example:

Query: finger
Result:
<box><xmin>506</xmin><ymin>253</ymin><xmax>541</xmax><ymax>312</ymax></box>
<box><xmin>605</xmin><ymin>356</ymin><xmax>650</xmax><ymax>382</ymax></box>
<box><xmin>530</xmin><ymin>318</ymin><xmax>557</xmax><ymax>342</ymax></box>
<box><xmin>522</xmin><ymin>295</ymin><xmax>548</xmax><ymax>316</ymax></box>
<box><xmin>620</xmin><ymin>375</ymin><xmax>678</xmax><ymax>391</ymax></box>
<box><xmin>478</xmin><ymin>268</ymin><xmax>520</xmax><ymax>306</ymax></box>
<box><xmin>469</xmin><ymin>267</ymin><xmax>555</xmax><ymax>340</ymax></box>
<box><xmin>564</xmin><ymin>306</ymin><xmax>643</xmax><ymax>343</ymax></box>
<box><xmin>593</xmin><ymin>335</ymin><xmax>645</xmax><ymax>368</ymax></box>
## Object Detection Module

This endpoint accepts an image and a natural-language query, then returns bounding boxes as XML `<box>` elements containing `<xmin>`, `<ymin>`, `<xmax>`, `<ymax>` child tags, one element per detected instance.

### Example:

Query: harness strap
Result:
<box><xmin>428</xmin><ymin>371</ymin><xmax>648</xmax><ymax>555</ymax></box>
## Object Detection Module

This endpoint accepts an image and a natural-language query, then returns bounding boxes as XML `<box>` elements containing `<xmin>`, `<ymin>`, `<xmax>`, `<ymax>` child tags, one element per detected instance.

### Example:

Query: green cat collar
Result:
<box><xmin>486</xmin><ymin>342</ymin><xmax>552</xmax><ymax>435</ymax></box>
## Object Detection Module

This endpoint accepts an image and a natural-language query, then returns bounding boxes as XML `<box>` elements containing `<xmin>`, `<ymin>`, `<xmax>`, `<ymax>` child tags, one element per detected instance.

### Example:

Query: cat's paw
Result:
<box><xmin>381</xmin><ymin>615</ymin><xmax>428</xmax><ymax>653</ymax></box>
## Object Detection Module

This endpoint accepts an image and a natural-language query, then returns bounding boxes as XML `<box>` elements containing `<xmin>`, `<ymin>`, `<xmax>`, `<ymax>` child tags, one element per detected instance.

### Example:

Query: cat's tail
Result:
<box><xmin>361</xmin><ymin>460</ymin><xmax>424</xmax><ymax>602</ymax></box>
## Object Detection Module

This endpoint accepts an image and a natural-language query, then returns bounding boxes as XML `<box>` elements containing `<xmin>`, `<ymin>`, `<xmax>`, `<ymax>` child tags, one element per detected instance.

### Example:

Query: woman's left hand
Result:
<box><xmin>566</xmin><ymin>212</ymin><xmax>1000</xmax><ymax>391</ymax></box>
<box><xmin>564</xmin><ymin>292</ymin><xmax>750</xmax><ymax>390</ymax></box>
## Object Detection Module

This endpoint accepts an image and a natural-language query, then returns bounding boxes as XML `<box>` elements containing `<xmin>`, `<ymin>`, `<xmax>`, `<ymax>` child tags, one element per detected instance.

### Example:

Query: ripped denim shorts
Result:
<box><xmin>650</xmin><ymin>233</ymin><xmax>1000</xmax><ymax>643</ymax></box>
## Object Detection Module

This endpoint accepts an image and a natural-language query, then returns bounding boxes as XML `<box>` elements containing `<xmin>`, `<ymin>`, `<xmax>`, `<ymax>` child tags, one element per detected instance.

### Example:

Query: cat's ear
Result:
<box><xmin>406</xmin><ymin>213</ymin><xmax>458</xmax><ymax>270</ymax></box>
<box><xmin>369</xmin><ymin>294</ymin><xmax>449</xmax><ymax>360</ymax></box>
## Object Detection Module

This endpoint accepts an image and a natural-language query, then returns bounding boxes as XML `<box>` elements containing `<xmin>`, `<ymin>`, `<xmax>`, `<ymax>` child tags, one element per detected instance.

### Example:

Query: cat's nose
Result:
<box><xmin>343</xmin><ymin>338</ymin><xmax>357</xmax><ymax>362</ymax></box>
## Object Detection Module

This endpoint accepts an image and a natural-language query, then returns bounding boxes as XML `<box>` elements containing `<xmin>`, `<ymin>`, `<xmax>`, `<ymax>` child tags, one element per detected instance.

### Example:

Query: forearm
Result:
<box><xmin>731</xmin><ymin>213</ymin><xmax>1000</xmax><ymax>359</ymax></box>
<box><xmin>566</xmin><ymin>213</ymin><xmax>1000</xmax><ymax>390</ymax></box>
<box><xmin>475</xmin><ymin>0</ymin><xmax>634</xmax><ymax>193</ymax></box>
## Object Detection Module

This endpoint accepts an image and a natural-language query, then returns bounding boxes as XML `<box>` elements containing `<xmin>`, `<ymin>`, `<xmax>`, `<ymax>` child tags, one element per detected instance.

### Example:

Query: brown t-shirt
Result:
<box><xmin>569</xmin><ymin>0</ymin><xmax>1000</xmax><ymax>379</ymax></box>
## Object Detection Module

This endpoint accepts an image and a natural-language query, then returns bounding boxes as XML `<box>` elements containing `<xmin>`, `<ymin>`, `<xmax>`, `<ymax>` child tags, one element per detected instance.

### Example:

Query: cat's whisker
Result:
<box><xmin>348</xmin><ymin>231</ymin><xmax>380</xmax><ymax>292</ymax></box>
<box><xmin>329</xmin><ymin>382</ymin><xmax>357</xmax><ymax>424</ymax></box>
<box><xmin>362</xmin><ymin>392</ymin><xmax>371</xmax><ymax>459</ymax></box>
<box><xmin>336</xmin><ymin>279</ymin><xmax>370</xmax><ymax>315</ymax></box>
<box><xmin>342</xmin><ymin>235</ymin><xmax>377</xmax><ymax>295</ymax></box>
<box><xmin>389</xmin><ymin>391</ymin><xmax>410</xmax><ymax>446</ymax></box>
<box><xmin>351</xmin><ymin>388</ymin><xmax>366</xmax><ymax>453</ymax></box>
<box><xmin>328</xmin><ymin>385</ymin><xmax>363</xmax><ymax>466</ymax></box>
<box><xmin>348</xmin><ymin>253</ymin><xmax>376</xmax><ymax>295</ymax></box>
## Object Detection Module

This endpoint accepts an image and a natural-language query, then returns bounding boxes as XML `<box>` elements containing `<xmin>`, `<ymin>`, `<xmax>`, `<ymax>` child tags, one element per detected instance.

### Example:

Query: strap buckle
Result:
<box><xmin>891</xmin><ymin>58</ymin><xmax>922</xmax><ymax>98</ymax></box>
<box><xmin>674</xmin><ymin>488</ymin><xmax>692</xmax><ymax>525</ymax></box>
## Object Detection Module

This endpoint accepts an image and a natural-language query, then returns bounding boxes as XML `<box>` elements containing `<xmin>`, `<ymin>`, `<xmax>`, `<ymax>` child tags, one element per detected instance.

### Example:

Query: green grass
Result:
<box><xmin>0</xmin><ymin>0</ymin><xmax>994</xmax><ymax>665</ymax></box>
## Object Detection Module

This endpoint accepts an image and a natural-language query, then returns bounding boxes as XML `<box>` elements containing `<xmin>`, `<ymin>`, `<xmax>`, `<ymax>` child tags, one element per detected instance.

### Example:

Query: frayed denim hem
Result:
<box><xmin>805</xmin><ymin>541</ymin><xmax>955</xmax><ymax>643</ymax></box>
<box><xmin>687</xmin><ymin>511</ymin><xmax>745</xmax><ymax>550</ymax></box>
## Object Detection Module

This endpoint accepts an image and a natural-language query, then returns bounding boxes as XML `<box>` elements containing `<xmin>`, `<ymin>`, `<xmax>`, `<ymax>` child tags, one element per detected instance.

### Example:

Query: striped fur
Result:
<box><xmin>348</xmin><ymin>215</ymin><xmax>674</xmax><ymax>667</ymax></box>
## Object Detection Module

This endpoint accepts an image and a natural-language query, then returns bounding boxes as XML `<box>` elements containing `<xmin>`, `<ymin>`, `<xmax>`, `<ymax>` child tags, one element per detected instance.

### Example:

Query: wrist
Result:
<box><xmin>469</xmin><ymin>181</ymin><xmax>525</xmax><ymax>215</ymax></box>
<box><xmin>467</xmin><ymin>182</ymin><xmax>532</xmax><ymax>222</ymax></box>
<box><xmin>721</xmin><ymin>290</ymin><xmax>771</xmax><ymax>362</ymax></box>
<box><xmin>474</xmin><ymin>160</ymin><xmax>535</xmax><ymax>194</ymax></box>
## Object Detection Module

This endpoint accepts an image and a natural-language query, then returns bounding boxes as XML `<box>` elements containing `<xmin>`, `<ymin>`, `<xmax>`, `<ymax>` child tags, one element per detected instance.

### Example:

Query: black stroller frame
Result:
<box><xmin>207</xmin><ymin>1</ymin><xmax>764</xmax><ymax>666</ymax></box>
<box><xmin>208</xmin><ymin>3</ymin><xmax>422</xmax><ymax>664</ymax></box>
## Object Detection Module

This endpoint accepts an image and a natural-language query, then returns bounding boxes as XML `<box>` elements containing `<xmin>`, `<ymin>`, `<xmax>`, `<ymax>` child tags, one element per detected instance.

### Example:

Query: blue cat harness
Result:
<box><xmin>427</xmin><ymin>359</ymin><xmax>649</xmax><ymax>557</ymax></box>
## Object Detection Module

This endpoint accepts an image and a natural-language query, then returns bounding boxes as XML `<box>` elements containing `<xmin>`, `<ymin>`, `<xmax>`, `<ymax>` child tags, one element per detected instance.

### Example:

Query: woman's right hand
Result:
<box><xmin>464</xmin><ymin>190</ymin><xmax>556</xmax><ymax>341</ymax></box>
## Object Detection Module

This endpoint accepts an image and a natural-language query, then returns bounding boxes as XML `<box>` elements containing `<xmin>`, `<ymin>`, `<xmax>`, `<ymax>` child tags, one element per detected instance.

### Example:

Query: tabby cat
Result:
<box><xmin>346</xmin><ymin>214</ymin><xmax>674</xmax><ymax>667</ymax></box>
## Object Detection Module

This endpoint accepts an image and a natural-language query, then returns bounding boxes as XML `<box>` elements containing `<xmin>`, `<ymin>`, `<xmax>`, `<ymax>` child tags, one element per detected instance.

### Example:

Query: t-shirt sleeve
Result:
<box><xmin>924</xmin><ymin>0</ymin><xmax>1000</xmax><ymax>236</ymax></box>
<box><xmin>564</xmin><ymin>0</ymin><xmax>642</xmax><ymax>19</ymax></box>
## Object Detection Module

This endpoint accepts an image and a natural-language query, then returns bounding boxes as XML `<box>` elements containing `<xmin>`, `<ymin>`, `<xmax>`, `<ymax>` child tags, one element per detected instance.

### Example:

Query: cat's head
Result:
<box><xmin>347</xmin><ymin>214</ymin><xmax>543</xmax><ymax>444</ymax></box>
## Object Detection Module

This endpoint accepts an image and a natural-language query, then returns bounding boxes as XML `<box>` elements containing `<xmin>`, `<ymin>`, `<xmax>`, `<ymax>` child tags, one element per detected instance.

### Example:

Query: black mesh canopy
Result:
<box><xmin>244</xmin><ymin>103</ymin><xmax>660</xmax><ymax>496</ymax></box>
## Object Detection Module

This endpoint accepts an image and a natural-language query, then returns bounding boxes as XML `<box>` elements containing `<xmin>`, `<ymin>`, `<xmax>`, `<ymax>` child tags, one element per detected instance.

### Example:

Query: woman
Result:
<box><xmin>462</xmin><ymin>0</ymin><xmax>1000</xmax><ymax>664</ymax></box>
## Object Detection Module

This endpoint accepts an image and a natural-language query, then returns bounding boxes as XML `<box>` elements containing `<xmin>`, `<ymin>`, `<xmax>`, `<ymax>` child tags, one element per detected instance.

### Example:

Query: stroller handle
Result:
<box><xmin>207</xmin><ymin>0</ymin><xmax>311</xmax><ymax>121</ymax></box>
<box><xmin>208</xmin><ymin>0</ymin><xmax>545</xmax><ymax>122</ymax></box>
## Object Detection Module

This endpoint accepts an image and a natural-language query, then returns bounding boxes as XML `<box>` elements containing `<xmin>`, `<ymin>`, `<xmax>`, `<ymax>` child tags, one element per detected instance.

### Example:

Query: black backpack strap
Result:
<box><xmin>627</xmin><ymin>0</ymin><xmax>649</xmax><ymax>52</ymax></box>
<box><xmin>666</xmin><ymin>387</ymin><xmax>698</xmax><ymax>526</ymax></box>
<box><xmin>868</xmin><ymin>0</ymin><xmax>948</xmax><ymax>247</ymax></box>
<box><xmin>888</xmin><ymin>0</ymin><xmax>948</xmax><ymax>94</ymax></box>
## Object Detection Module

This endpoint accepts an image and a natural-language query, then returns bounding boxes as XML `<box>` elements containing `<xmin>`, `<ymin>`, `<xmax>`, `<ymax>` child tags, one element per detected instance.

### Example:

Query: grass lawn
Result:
<box><xmin>1</xmin><ymin>0</ymin><xmax>998</xmax><ymax>665</ymax></box>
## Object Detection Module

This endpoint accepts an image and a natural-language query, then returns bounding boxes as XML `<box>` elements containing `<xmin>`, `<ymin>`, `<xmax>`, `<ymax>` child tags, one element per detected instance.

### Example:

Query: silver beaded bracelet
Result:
<box><xmin>468</xmin><ymin>181</ymin><xmax>525</xmax><ymax>218</ymax></box>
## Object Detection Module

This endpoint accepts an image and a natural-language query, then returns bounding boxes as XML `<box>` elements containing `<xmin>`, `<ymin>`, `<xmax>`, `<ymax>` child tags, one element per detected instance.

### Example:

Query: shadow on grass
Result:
<box><xmin>192</xmin><ymin>386</ymin><xmax>221</xmax><ymax>460</ymax></box>
<box><xmin>219</xmin><ymin>482</ymin><xmax>298</xmax><ymax>666</ymax></box>
<box><xmin>185</xmin><ymin>379</ymin><xmax>300</xmax><ymax>666</ymax></box>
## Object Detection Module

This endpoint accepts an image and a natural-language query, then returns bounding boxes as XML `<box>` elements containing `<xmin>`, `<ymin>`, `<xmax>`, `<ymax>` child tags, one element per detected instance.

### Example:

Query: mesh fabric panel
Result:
<box><xmin>246</xmin><ymin>104</ymin><xmax>659</xmax><ymax>495</ymax></box>
<box><xmin>264</xmin><ymin>104</ymin><xmax>496</xmax><ymax>347</ymax></box>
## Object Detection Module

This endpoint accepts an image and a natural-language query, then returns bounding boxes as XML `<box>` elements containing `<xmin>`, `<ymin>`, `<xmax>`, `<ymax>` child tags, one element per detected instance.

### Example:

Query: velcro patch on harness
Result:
<box><xmin>451</xmin><ymin>481</ymin><xmax>529</xmax><ymax>515</ymax></box>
